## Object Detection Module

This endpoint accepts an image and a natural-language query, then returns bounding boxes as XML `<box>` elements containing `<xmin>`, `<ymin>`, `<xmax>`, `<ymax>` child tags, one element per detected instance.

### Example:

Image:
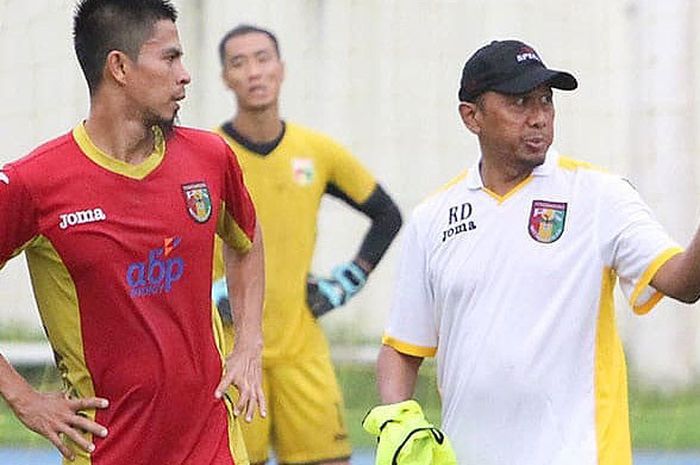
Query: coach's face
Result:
<box><xmin>460</xmin><ymin>84</ymin><xmax>555</xmax><ymax>170</ymax></box>
<box><xmin>222</xmin><ymin>32</ymin><xmax>285</xmax><ymax>112</ymax></box>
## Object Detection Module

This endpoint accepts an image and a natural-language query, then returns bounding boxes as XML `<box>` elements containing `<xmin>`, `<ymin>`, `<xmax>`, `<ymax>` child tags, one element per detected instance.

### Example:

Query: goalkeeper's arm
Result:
<box><xmin>307</xmin><ymin>185</ymin><xmax>402</xmax><ymax>318</ymax></box>
<box><xmin>326</xmin><ymin>184</ymin><xmax>403</xmax><ymax>272</ymax></box>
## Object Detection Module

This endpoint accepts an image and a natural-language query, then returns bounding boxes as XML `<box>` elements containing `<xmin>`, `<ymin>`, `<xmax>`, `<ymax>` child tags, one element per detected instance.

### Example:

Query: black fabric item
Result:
<box><xmin>220</xmin><ymin>121</ymin><xmax>286</xmax><ymax>156</ymax></box>
<box><xmin>325</xmin><ymin>184</ymin><xmax>402</xmax><ymax>269</ymax></box>
<box><xmin>216</xmin><ymin>297</ymin><xmax>233</xmax><ymax>324</ymax></box>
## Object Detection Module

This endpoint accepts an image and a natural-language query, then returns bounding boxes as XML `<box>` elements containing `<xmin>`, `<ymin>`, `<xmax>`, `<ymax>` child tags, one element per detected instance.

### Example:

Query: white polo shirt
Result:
<box><xmin>383</xmin><ymin>151</ymin><xmax>682</xmax><ymax>465</ymax></box>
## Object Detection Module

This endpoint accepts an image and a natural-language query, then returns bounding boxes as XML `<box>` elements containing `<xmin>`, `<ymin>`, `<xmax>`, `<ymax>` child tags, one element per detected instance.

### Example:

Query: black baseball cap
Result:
<box><xmin>458</xmin><ymin>40</ymin><xmax>578</xmax><ymax>102</ymax></box>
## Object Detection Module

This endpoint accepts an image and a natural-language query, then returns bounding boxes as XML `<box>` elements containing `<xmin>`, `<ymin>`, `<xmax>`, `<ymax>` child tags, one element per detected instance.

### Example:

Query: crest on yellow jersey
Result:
<box><xmin>292</xmin><ymin>158</ymin><xmax>315</xmax><ymax>186</ymax></box>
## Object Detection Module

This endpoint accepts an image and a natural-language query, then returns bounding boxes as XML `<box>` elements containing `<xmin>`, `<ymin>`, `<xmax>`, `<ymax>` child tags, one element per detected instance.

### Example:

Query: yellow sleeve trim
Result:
<box><xmin>557</xmin><ymin>155</ymin><xmax>607</xmax><ymax>172</ymax></box>
<box><xmin>433</xmin><ymin>170</ymin><xmax>468</xmax><ymax>195</ymax></box>
<box><xmin>420</xmin><ymin>170</ymin><xmax>468</xmax><ymax>205</ymax></box>
<box><xmin>631</xmin><ymin>246</ymin><xmax>684</xmax><ymax>315</ymax></box>
<box><xmin>216</xmin><ymin>201</ymin><xmax>253</xmax><ymax>253</ymax></box>
<box><xmin>382</xmin><ymin>334</ymin><xmax>437</xmax><ymax>358</ymax></box>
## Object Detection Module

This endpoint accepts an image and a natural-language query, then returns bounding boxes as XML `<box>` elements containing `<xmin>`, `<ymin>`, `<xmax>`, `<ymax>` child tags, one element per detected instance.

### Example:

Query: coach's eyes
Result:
<box><xmin>510</xmin><ymin>94</ymin><xmax>553</xmax><ymax>108</ymax></box>
<box><xmin>509</xmin><ymin>96</ymin><xmax>526</xmax><ymax>108</ymax></box>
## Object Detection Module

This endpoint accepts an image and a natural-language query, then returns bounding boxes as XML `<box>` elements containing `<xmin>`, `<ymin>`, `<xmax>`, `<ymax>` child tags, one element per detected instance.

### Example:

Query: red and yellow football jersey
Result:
<box><xmin>0</xmin><ymin>123</ymin><xmax>256</xmax><ymax>465</ymax></box>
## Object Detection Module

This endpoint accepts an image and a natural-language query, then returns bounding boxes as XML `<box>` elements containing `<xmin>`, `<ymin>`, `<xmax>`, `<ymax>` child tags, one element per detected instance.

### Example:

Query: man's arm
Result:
<box><xmin>308</xmin><ymin>185</ymin><xmax>402</xmax><ymax>317</ymax></box>
<box><xmin>651</xmin><ymin>229</ymin><xmax>700</xmax><ymax>303</ymax></box>
<box><xmin>327</xmin><ymin>184</ymin><xmax>403</xmax><ymax>272</ymax></box>
<box><xmin>376</xmin><ymin>344</ymin><xmax>423</xmax><ymax>403</ymax></box>
<box><xmin>214</xmin><ymin>222</ymin><xmax>266</xmax><ymax>422</ymax></box>
<box><xmin>0</xmin><ymin>355</ymin><xmax>109</xmax><ymax>460</ymax></box>
<box><xmin>0</xmin><ymin>165</ymin><xmax>109</xmax><ymax>459</ymax></box>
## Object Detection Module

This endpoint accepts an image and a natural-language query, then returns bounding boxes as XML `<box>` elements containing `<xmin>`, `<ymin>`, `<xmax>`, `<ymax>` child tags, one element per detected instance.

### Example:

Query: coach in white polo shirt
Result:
<box><xmin>374</xmin><ymin>40</ymin><xmax>700</xmax><ymax>465</ymax></box>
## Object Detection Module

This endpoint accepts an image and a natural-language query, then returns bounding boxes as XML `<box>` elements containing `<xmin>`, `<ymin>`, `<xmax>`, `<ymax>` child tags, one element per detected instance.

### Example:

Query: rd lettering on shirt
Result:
<box><xmin>442</xmin><ymin>202</ymin><xmax>476</xmax><ymax>242</ymax></box>
<box><xmin>59</xmin><ymin>207</ymin><xmax>107</xmax><ymax>230</ymax></box>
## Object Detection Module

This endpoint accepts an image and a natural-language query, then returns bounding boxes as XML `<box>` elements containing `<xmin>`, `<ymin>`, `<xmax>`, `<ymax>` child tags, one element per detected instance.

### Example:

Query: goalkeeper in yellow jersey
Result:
<box><xmin>211</xmin><ymin>24</ymin><xmax>402</xmax><ymax>465</ymax></box>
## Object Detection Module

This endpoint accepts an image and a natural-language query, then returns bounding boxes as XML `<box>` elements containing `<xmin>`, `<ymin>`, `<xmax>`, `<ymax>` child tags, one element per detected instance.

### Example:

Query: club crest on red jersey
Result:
<box><xmin>528</xmin><ymin>200</ymin><xmax>567</xmax><ymax>243</ymax></box>
<box><xmin>182</xmin><ymin>181</ymin><xmax>212</xmax><ymax>223</ymax></box>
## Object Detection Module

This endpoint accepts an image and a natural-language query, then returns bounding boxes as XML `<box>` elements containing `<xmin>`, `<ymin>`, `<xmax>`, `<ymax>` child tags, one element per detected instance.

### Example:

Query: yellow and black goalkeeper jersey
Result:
<box><xmin>214</xmin><ymin>122</ymin><xmax>377</xmax><ymax>362</ymax></box>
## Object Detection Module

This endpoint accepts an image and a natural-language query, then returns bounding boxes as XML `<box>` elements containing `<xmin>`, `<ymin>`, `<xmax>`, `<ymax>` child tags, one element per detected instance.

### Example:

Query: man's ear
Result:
<box><xmin>458</xmin><ymin>101</ymin><xmax>482</xmax><ymax>135</ymax></box>
<box><xmin>105</xmin><ymin>50</ymin><xmax>130</xmax><ymax>86</ymax></box>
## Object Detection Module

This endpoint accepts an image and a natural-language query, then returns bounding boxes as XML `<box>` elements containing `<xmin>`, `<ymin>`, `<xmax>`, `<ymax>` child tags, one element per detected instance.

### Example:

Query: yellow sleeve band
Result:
<box><xmin>631</xmin><ymin>246</ymin><xmax>684</xmax><ymax>315</ymax></box>
<box><xmin>382</xmin><ymin>335</ymin><xmax>437</xmax><ymax>358</ymax></box>
<box><xmin>216</xmin><ymin>201</ymin><xmax>253</xmax><ymax>254</ymax></box>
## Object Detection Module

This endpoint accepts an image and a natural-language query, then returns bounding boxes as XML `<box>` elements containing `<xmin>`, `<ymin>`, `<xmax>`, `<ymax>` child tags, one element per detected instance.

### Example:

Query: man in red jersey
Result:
<box><xmin>0</xmin><ymin>1</ymin><xmax>265</xmax><ymax>464</ymax></box>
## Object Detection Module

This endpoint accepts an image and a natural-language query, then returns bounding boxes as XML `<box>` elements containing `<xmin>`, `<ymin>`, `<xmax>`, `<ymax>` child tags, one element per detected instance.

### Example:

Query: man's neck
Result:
<box><xmin>232</xmin><ymin>108</ymin><xmax>283</xmax><ymax>144</ymax></box>
<box><xmin>84</xmin><ymin>100</ymin><xmax>156</xmax><ymax>165</ymax></box>
<box><xmin>479</xmin><ymin>154</ymin><xmax>535</xmax><ymax>196</ymax></box>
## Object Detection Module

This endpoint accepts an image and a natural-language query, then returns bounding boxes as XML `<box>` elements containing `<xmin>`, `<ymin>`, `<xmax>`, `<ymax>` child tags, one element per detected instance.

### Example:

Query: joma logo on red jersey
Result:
<box><xmin>59</xmin><ymin>208</ymin><xmax>107</xmax><ymax>230</ymax></box>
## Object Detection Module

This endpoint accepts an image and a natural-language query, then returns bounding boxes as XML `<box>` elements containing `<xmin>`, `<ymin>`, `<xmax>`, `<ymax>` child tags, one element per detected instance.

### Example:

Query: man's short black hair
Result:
<box><xmin>218</xmin><ymin>24</ymin><xmax>281</xmax><ymax>66</ymax></box>
<box><xmin>73</xmin><ymin>0</ymin><xmax>178</xmax><ymax>95</ymax></box>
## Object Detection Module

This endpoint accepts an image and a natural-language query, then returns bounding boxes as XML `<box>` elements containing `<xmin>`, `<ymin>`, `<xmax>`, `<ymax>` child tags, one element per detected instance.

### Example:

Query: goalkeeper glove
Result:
<box><xmin>211</xmin><ymin>277</ymin><xmax>233</xmax><ymax>324</ymax></box>
<box><xmin>306</xmin><ymin>261</ymin><xmax>368</xmax><ymax>318</ymax></box>
<box><xmin>363</xmin><ymin>400</ymin><xmax>457</xmax><ymax>465</ymax></box>
<box><xmin>331</xmin><ymin>261</ymin><xmax>368</xmax><ymax>299</ymax></box>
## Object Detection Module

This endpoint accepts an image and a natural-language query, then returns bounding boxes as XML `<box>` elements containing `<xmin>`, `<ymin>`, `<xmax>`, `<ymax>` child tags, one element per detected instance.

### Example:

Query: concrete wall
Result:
<box><xmin>0</xmin><ymin>0</ymin><xmax>698</xmax><ymax>388</ymax></box>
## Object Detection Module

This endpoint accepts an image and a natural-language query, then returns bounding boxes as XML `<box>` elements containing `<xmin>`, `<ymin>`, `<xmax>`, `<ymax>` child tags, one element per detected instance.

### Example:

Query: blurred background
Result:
<box><xmin>1</xmin><ymin>0</ymin><xmax>699</xmax><ymax>459</ymax></box>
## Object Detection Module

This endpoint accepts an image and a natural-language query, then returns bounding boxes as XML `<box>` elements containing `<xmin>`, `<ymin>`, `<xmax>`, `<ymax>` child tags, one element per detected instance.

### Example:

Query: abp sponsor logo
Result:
<box><xmin>126</xmin><ymin>237</ymin><xmax>185</xmax><ymax>297</ymax></box>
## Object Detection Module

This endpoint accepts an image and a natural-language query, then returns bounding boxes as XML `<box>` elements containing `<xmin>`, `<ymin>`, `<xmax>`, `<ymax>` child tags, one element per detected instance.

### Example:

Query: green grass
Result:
<box><xmin>2</xmin><ymin>362</ymin><xmax>699</xmax><ymax>451</ymax></box>
<box><xmin>336</xmin><ymin>362</ymin><xmax>700</xmax><ymax>451</ymax></box>
<box><xmin>630</xmin><ymin>387</ymin><xmax>700</xmax><ymax>449</ymax></box>
<box><xmin>0</xmin><ymin>324</ymin><xmax>46</xmax><ymax>342</ymax></box>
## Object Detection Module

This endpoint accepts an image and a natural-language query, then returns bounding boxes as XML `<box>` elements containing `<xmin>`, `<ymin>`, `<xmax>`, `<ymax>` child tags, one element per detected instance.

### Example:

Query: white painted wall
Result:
<box><xmin>0</xmin><ymin>0</ymin><xmax>698</xmax><ymax>388</ymax></box>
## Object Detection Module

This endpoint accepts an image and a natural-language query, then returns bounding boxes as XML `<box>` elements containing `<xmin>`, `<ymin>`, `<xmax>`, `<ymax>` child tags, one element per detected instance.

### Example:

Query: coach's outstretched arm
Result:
<box><xmin>0</xmin><ymin>355</ymin><xmax>109</xmax><ymax>460</ymax></box>
<box><xmin>376</xmin><ymin>344</ymin><xmax>424</xmax><ymax>403</ymax></box>
<box><xmin>215</xmin><ymin>222</ymin><xmax>266</xmax><ymax>423</ymax></box>
<box><xmin>653</xmin><ymin>226</ymin><xmax>700</xmax><ymax>303</ymax></box>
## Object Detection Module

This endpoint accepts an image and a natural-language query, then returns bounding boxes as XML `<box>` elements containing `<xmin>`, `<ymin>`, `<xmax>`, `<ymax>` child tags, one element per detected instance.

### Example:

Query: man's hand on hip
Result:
<box><xmin>306</xmin><ymin>261</ymin><xmax>368</xmax><ymax>317</ymax></box>
<box><xmin>12</xmin><ymin>388</ymin><xmax>109</xmax><ymax>460</ymax></box>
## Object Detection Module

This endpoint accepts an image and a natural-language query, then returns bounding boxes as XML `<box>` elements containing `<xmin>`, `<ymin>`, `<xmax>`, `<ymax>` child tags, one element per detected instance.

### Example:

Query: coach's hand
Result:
<box><xmin>215</xmin><ymin>337</ymin><xmax>266</xmax><ymax>423</ymax></box>
<box><xmin>12</xmin><ymin>388</ymin><xmax>109</xmax><ymax>460</ymax></box>
<box><xmin>212</xmin><ymin>277</ymin><xmax>233</xmax><ymax>324</ymax></box>
<box><xmin>306</xmin><ymin>261</ymin><xmax>368</xmax><ymax>318</ymax></box>
<box><xmin>363</xmin><ymin>400</ymin><xmax>457</xmax><ymax>465</ymax></box>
